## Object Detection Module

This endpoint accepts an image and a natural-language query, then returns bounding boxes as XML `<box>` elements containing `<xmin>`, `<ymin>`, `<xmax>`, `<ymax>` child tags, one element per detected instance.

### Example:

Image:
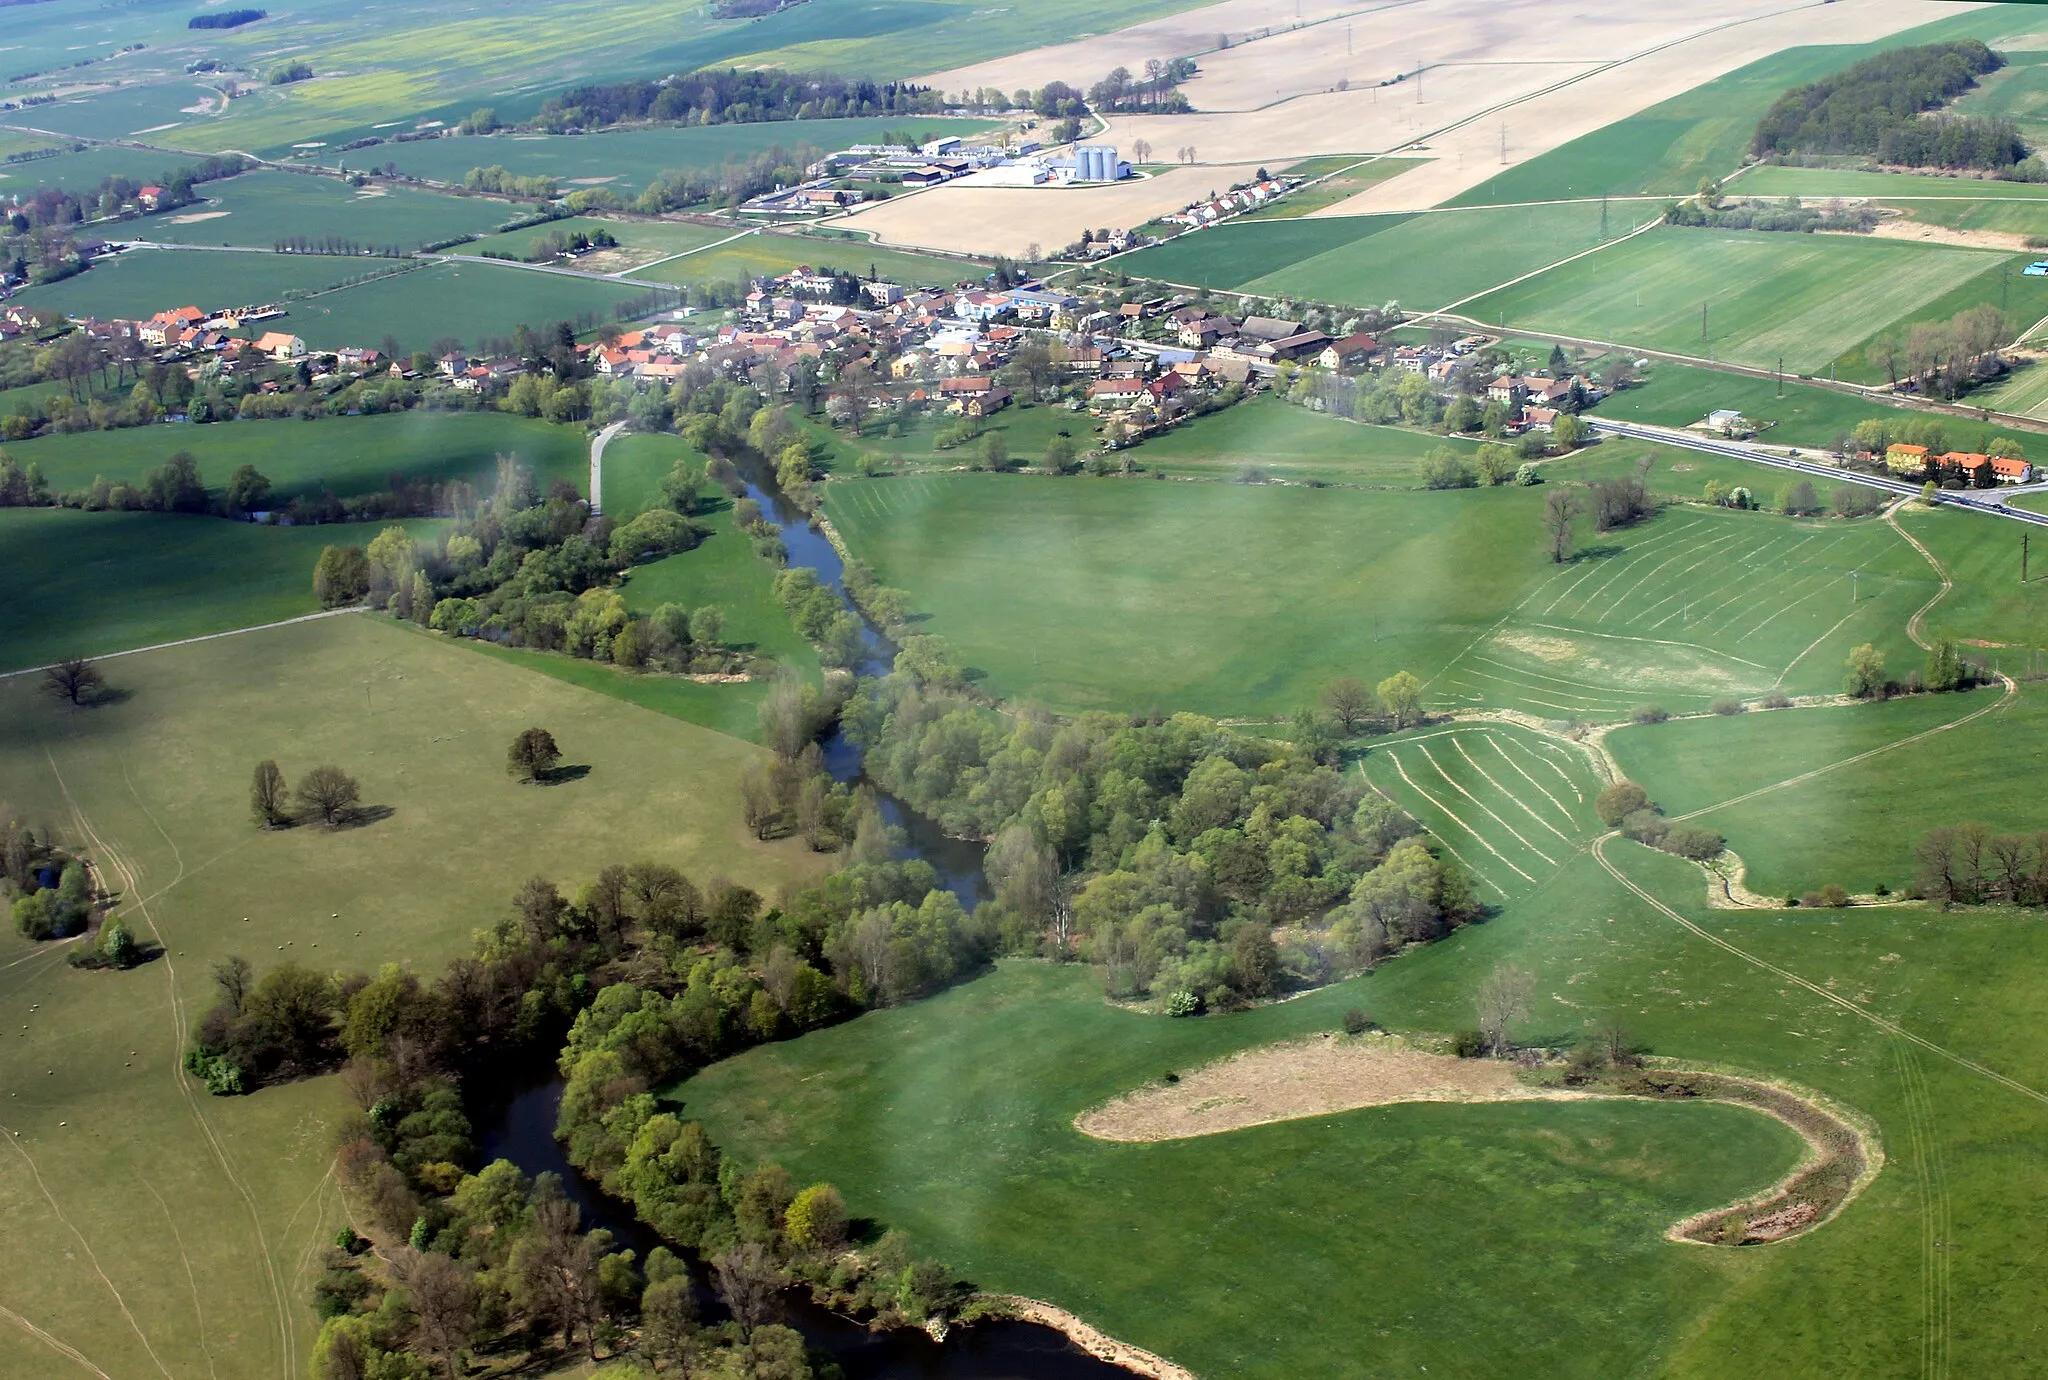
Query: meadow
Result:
<box><xmin>9</xmin><ymin>81</ymin><xmax>226</xmax><ymax>141</ymax></box>
<box><xmin>0</xmin><ymin>143</ymin><xmax>209</xmax><ymax>194</ymax></box>
<box><xmin>1463</xmin><ymin>227</ymin><xmax>2010</xmax><ymax>375</ymax></box>
<box><xmin>0</xmin><ymin>614</ymin><xmax>823</xmax><ymax>1379</ymax></box>
<box><xmin>1734</xmin><ymin>167</ymin><xmax>2048</xmax><ymax>200</ymax></box>
<box><xmin>1126</xmin><ymin>395</ymin><xmax>1482</xmax><ymax>486</ymax></box>
<box><xmin>1115</xmin><ymin>214</ymin><xmax>1408</xmax><ymax>292</ymax></box>
<box><xmin>687</xmin><ymin>834</ymin><xmax>2048</xmax><ymax>1377</ymax></box>
<box><xmin>464</xmin><ymin>216</ymin><xmax>737</xmax><ymax>269</ymax></box>
<box><xmin>277</xmin><ymin>259</ymin><xmax>652</xmax><ymax>354</ymax></box>
<box><xmin>822</xmin><ymin>473</ymin><xmax>1557</xmax><ymax>719</ymax></box>
<box><xmin>620</xmin><ymin>507</ymin><xmax>820</xmax><ymax>679</ymax></box>
<box><xmin>6</xmin><ymin>411</ymin><xmax>588</xmax><ymax>505</ymax></box>
<box><xmin>0</xmin><ymin>509</ymin><xmax>439</xmax><ymax>672</ymax></box>
<box><xmin>379</xmin><ymin>119</ymin><xmax>1002</xmax><ymax>194</ymax></box>
<box><xmin>629</xmin><ymin>231</ymin><xmax>977</xmax><ymax>291</ymax></box>
<box><xmin>801</xmin><ymin>403</ymin><xmax>1085</xmax><ymax>476</ymax></box>
<box><xmin>1609</xmin><ymin>684</ymin><xmax>2037</xmax><ymax>897</ymax></box>
<box><xmin>142</xmin><ymin>170</ymin><xmax>511</xmax><ymax>251</ymax></box>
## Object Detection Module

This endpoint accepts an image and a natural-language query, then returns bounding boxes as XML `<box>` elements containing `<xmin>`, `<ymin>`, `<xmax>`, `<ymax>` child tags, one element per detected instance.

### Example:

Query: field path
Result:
<box><xmin>1593</xmin><ymin>835</ymin><xmax>2048</xmax><ymax>1111</ymax></box>
<box><xmin>0</xmin><ymin>606</ymin><xmax>366</xmax><ymax>681</ymax></box>
<box><xmin>590</xmin><ymin>419</ymin><xmax>627</xmax><ymax>515</ymax></box>
<box><xmin>0</xmin><ymin>1302</ymin><xmax>113</xmax><ymax>1379</ymax></box>
<box><xmin>43</xmin><ymin>752</ymin><xmax>298</xmax><ymax>1380</ymax></box>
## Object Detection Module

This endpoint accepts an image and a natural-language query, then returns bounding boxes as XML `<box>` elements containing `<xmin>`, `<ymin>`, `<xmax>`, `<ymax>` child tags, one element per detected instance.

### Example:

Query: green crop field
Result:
<box><xmin>6</xmin><ymin>412</ymin><xmax>588</xmax><ymax>506</ymax></box>
<box><xmin>1127</xmin><ymin>395</ymin><xmax>1483</xmax><ymax>485</ymax></box>
<box><xmin>1908</xmin><ymin>503</ymin><xmax>2048</xmax><ymax>653</ymax></box>
<box><xmin>0</xmin><ymin>614</ymin><xmax>824</xmax><ymax>1379</ymax></box>
<box><xmin>1244</xmin><ymin>201</ymin><xmax>1653</xmax><ymax>312</ymax></box>
<box><xmin>1464</xmin><ymin>228</ymin><xmax>2006</xmax><ymax>374</ymax></box>
<box><xmin>1950</xmin><ymin>47</ymin><xmax>2048</xmax><ymax>145</ymax></box>
<box><xmin>1361</xmin><ymin>720</ymin><xmax>1605</xmax><ymax>905</ymax></box>
<box><xmin>1609</xmin><ymin>684</ymin><xmax>2035</xmax><ymax>897</ymax></box>
<box><xmin>0</xmin><ymin>143</ymin><xmax>211</xmax><ymax>194</ymax></box>
<box><xmin>9</xmin><ymin>249</ymin><xmax>378</xmax><ymax>323</ymax></box>
<box><xmin>687</xmin><ymin>827</ymin><xmax>2048</xmax><ymax>1377</ymax></box>
<box><xmin>1447</xmin><ymin>8</ymin><xmax>2042</xmax><ymax>206</ymax></box>
<box><xmin>1969</xmin><ymin>360</ymin><xmax>2048</xmax><ymax>418</ymax></box>
<box><xmin>10</xmin><ymin>81</ymin><xmax>226</xmax><ymax>141</ymax></box>
<box><xmin>380</xmin><ymin>119</ymin><xmax>1002</xmax><ymax>193</ymax></box>
<box><xmin>278</xmin><ymin>259</ymin><xmax>651</xmax><ymax>354</ymax></box>
<box><xmin>1116</xmin><ymin>214</ymin><xmax>1407</xmax><ymax>291</ymax></box>
<box><xmin>0</xmin><ymin>509</ymin><xmax>442</xmax><ymax>671</ymax></box>
<box><xmin>465</xmin><ymin>216</ymin><xmax>736</xmax><ymax>268</ymax></box>
<box><xmin>142</xmin><ymin>170</ymin><xmax>511</xmax><ymax>250</ymax></box>
<box><xmin>1734</xmin><ymin>166</ymin><xmax>2048</xmax><ymax>199</ymax></box>
<box><xmin>629</xmin><ymin>231</ymin><xmax>978</xmax><ymax>291</ymax></box>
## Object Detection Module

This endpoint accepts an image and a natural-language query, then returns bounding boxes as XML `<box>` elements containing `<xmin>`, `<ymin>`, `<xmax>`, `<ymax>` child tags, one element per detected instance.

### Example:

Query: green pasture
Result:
<box><xmin>0</xmin><ymin>614</ymin><xmax>823</xmax><ymax>1379</ymax></box>
<box><xmin>10</xmin><ymin>81</ymin><xmax>224</xmax><ymax>141</ymax></box>
<box><xmin>142</xmin><ymin>170</ymin><xmax>510</xmax><ymax>250</ymax></box>
<box><xmin>11</xmin><ymin>249</ymin><xmax>375</xmax><ymax>322</ymax></box>
<box><xmin>1907</xmin><ymin>502</ymin><xmax>2048</xmax><ymax>653</ymax></box>
<box><xmin>0</xmin><ymin>508</ymin><xmax>442</xmax><ymax>671</ymax></box>
<box><xmin>688</xmin><ymin>832</ymin><xmax>2048</xmax><ymax>1377</ymax></box>
<box><xmin>381</xmin><ymin>119</ymin><xmax>1001</xmax><ymax>193</ymax></box>
<box><xmin>823</xmin><ymin>472</ymin><xmax>1933</xmax><ymax>720</ymax></box>
<box><xmin>1245</xmin><ymin>200</ymin><xmax>1651</xmax><ymax>312</ymax></box>
<box><xmin>1950</xmin><ymin>47</ymin><xmax>2048</xmax><ymax>144</ymax></box>
<box><xmin>1968</xmin><ymin>361</ymin><xmax>2048</xmax><ymax>417</ymax></box>
<box><xmin>278</xmin><ymin>259</ymin><xmax>651</xmax><ymax>354</ymax></box>
<box><xmin>1361</xmin><ymin>720</ymin><xmax>1604</xmax><ymax>905</ymax></box>
<box><xmin>822</xmin><ymin>473</ymin><xmax>1560</xmax><ymax>718</ymax></box>
<box><xmin>5</xmin><ymin>411</ymin><xmax>587</xmax><ymax>504</ymax></box>
<box><xmin>802</xmin><ymin>403</ymin><xmax>1082</xmax><ymax>476</ymax></box>
<box><xmin>1244</xmin><ymin>157</ymin><xmax>1427</xmax><ymax>219</ymax></box>
<box><xmin>629</xmin><ymin>231</ymin><xmax>977</xmax><ymax>291</ymax></box>
<box><xmin>0</xmin><ymin>143</ymin><xmax>202</xmax><ymax>193</ymax></box>
<box><xmin>1448</xmin><ymin>8</ymin><xmax>2042</xmax><ymax>206</ymax></box>
<box><xmin>1611</xmin><ymin>681</ymin><xmax>2040</xmax><ymax>896</ymax></box>
<box><xmin>1464</xmin><ymin>227</ymin><xmax>2006</xmax><ymax>374</ymax></box>
<box><xmin>1116</xmin><ymin>215</ymin><xmax>1407</xmax><ymax>291</ymax></box>
<box><xmin>1128</xmin><ymin>395</ymin><xmax>1481</xmax><ymax>485</ymax></box>
<box><xmin>599</xmin><ymin>430</ymin><xmax>696</xmax><ymax>519</ymax></box>
<box><xmin>1588</xmin><ymin>362</ymin><xmax>2008</xmax><ymax>451</ymax></box>
<box><xmin>619</xmin><ymin>510</ymin><xmax>819</xmax><ymax>680</ymax></box>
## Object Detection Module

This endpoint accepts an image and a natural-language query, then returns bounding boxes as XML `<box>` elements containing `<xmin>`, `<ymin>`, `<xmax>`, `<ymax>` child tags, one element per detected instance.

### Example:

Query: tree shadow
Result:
<box><xmin>1572</xmin><ymin>544</ymin><xmax>1627</xmax><ymax>562</ymax></box>
<box><xmin>538</xmin><ymin>764</ymin><xmax>591</xmax><ymax>785</ymax></box>
<box><xmin>331</xmin><ymin>804</ymin><xmax>397</xmax><ymax>830</ymax></box>
<box><xmin>82</xmin><ymin>685</ymin><xmax>133</xmax><ymax>708</ymax></box>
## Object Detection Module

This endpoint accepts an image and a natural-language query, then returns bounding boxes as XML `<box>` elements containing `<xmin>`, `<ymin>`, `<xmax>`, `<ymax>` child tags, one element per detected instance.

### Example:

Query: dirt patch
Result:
<box><xmin>164</xmin><ymin>210</ymin><xmax>230</xmax><ymax>224</ymax></box>
<box><xmin>1846</xmin><ymin>218</ymin><xmax>2031</xmax><ymax>252</ymax></box>
<box><xmin>1077</xmin><ymin>1038</ymin><xmax>1881</xmax><ymax>1249</ymax></box>
<box><xmin>981</xmin><ymin>1297</ymin><xmax>1195</xmax><ymax>1380</ymax></box>
<box><xmin>1079</xmin><ymin>1034</ymin><xmax>1536</xmax><ymax>1141</ymax></box>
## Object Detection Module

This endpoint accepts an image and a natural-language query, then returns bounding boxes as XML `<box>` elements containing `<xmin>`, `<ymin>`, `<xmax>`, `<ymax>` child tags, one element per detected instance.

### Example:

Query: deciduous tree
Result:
<box><xmin>1322</xmin><ymin>677</ymin><xmax>1372</xmax><ymax>735</ymax></box>
<box><xmin>1475</xmin><ymin>963</ymin><xmax>1535</xmax><ymax>1054</ymax></box>
<box><xmin>295</xmin><ymin>765</ymin><xmax>361</xmax><ymax>826</ymax></box>
<box><xmin>1542</xmin><ymin>486</ymin><xmax>1580</xmax><ymax>563</ymax></box>
<box><xmin>507</xmin><ymin>727</ymin><xmax>562</xmax><ymax>782</ymax></box>
<box><xmin>1376</xmin><ymin>670</ymin><xmax>1423</xmax><ymax>729</ymax></box>
<box><xmin>41</xmin><ymin>658</ymin><xmax>103</xmax><ymax>707</ymax></box>
<box><xmin>251</xmin><ymin>759</ymin><xmax>289</xmax><ymax>827</ymax></box>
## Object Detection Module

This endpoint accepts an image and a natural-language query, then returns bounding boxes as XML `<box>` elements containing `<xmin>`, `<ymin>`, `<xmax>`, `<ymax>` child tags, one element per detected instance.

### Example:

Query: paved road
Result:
<box><xmin>590</xmin><ymin>420</ymin><xmax>627</xmax><ymax>515</ymax></box>
<box><xmin>1589</xmin><ymin>419</ymin><xmax>2048</xmax><ymax>527</ymax></box>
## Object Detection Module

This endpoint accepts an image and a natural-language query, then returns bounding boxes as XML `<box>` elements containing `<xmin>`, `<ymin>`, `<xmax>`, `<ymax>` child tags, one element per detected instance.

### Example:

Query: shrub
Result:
<box><xmin>1342</xmin><ymin>1007</ymin><xmax>1371</xmax><ymax>1036</ymax></box>
<box><xmin>1621</xmin><ymin>809</ymin><xmax>1669</xmax><ymax>847</ymax></box>
<box><xmin>1631</xmin><ymin>705</ymin><xmax>1670</xmax><ymax>725</ymax></box>
<box><xmin>1451</xmin><ymin>1029</ymin><xmax>1488</xmax><ymax>1058</ymax></box>
<box><xmin>1163</xmin><ymin>988</ymin><xmax>1200</xmax><ymax>1017</ymax></box>
<box><xmin>1514</xmin><ymin>462</ymin><xmax>1542</xmax><ymax>485</ymax></box>
<box><xmin>1661</xmin><ymin>824</ymin><xmax>1726</xmax><ymax>860</ymax></box>
<box><xmin>1595</xmin><ymin>780</ymin><xmax>1650</xmax><ymax>827</ymax></box>
<box><xmin>1710</xmin><ymin>697</ymin><xmax>1745</xmax><ymax>715</ymax></box>
<box><xmin>1763</xmin><ymin>694</ymin><xmax>1794</xmax><ymax>709</ymax></box>
<box><xmin>1816</xmin><ymin>883</ymin><xmax>1850</xmax><ymax>908</ymax></box>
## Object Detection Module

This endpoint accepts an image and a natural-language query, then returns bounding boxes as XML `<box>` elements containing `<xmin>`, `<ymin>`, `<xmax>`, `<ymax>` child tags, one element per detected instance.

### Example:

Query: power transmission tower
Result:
<box><xmin>1701</xmin><ymin>303</ymin><xmax>1708</xmax><ymax>345</ymax></box>
<box><xmin>1777</xmin><ymin>356</ymin><xmax>1784</xmax><ymax>398</ymax></box>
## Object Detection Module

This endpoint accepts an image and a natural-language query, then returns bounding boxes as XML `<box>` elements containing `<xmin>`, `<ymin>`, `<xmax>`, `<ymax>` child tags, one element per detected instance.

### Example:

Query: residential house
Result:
<box><xmin>1178</xmin><ymin>315</ymin><xmax>1227</xmax><ymax>348</ymax></box>
<box><xmin>1485</xmin><ymin>375</ymin><xmax>1526</xmax><ymax>406</ymax></box>
<box><xmin>1006</xmin><ymin>288</ymin><xmax>1079</xmax><ymax>322</ymax></box>
<box><xmin>1992</xmin><ymin>454</ymin><xmax>2034</xmax><ymax>483</ymax></box>
<box><xmin>137</xmin><ymin>186</ymin><xmax>164</xmax><ymax>211</ymax></box>
<box><xmin>1319</xmin><ymin>332</ymin><xmax>1379</xmax><ymax>371</ymax></box>
<box><xmin>963</xmin><ymin>385</ymin><xmax>1012</xmax><ymax>417</ymax></box>
<box><xmin>1087</xmin><ymin>376</ymin><xmax>1149</xmax><ymax>410</ymax></box>
<box><xmin>1391</xmin><ymin>346</ymin><xmax>1438</xmax><ymax>374</ymax></box>
<box><xmin>954</xmin><ymin>291</ymin><xmax>1010</xmax><ymax>322</ymax></box>
<box><xmin>864</xmin><ymin>282</ymin><xmax>906</xmax><ymax>307</ymax></box>
<box><xmin>438</xmin><ymin>351</ymin><xmax>467</xmax><ymax>377</ymax></box>
<box><xmin>256</xmin><ymin>331</ymin><xmax>306</xmax><ymax>361</ymax></box>
<box><xmin>1885</xmin><ymin>443</ymin><xmax>1930</xmax><ymax>476</ymax></box>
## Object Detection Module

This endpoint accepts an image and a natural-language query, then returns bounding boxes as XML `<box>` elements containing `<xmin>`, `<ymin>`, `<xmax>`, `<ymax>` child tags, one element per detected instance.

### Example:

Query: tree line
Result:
<box><xmin>530</xmin><ymin>68</ymin><xmax>951</xmax><ymax>132</ymax></box>
<box><xmin>1914</xmin><ymin>822</ymin><xmax>2048</xmax><ymax>905</ymax></box>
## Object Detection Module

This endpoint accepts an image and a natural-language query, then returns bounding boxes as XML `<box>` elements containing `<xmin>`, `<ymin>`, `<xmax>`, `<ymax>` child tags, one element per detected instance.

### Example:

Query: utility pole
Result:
<box><xmin>1701</xmin><ymin>303</ymin><xmax>1708</xmax><ymax>345</ymax></box>
<box><xmin>1600</xmin><ymin>193</ymin><xmax>1609</xmax><ymax>239</ymax></box>
<box><xmin>1777</xmin><ymin>355</ymin><xmax>1784</xmax><ymax>398</ymax></box>
<box><xmin>1417</xmin><ymin>60</ymin><xmax>1424</xmax><ymax>102</ymax></box>
<box><xmin>2024</xmin><ymin>529</ymin><xmax>2031</xmax><ymax>582</ymax></box>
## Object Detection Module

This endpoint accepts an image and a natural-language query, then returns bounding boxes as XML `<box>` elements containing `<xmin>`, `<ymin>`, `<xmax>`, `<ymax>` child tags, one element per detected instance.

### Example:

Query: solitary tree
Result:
<box><xmin>507</xmin><ymin>727</ymin><xmax>562</xmax><ymax>783</ymax></box>
<box><xmin>1924</xmin><ymin>637</ymin><xmax>1962</xmax><ymax>692</ymax></box>
<box><xmin>1594</xmin><ymin>780</ymin><xmax>1650</xmax><ymax>828</ymax></box>
<box><xmin>1844</xmin><ymin>643</ymin><xmax>1887</xmax><ymax>699</ymax></box>
<box><xmin>295</xmin><ymin>765</ymin><xmax>361</xmax><ymax>826</ymax></box>
<box><xmin>1376</xmin><ymin>670</ymin><xmax>1423</xmax><ymax>729</ymax></box>
<box><xmin>1542</xmin><ymin>487</ymin><xmax>1581</xmax><ymax>563</ymax></box>
<box><xmin>251</xmin><ymin>760</ymin><xmax>289</xmax><ymax>827</ymax></box>
<box><xmin>42</xmin><ymin>658</ymin><xmax>104</xmax><ymax>707</ymax></box>
<box><xmin>1323</xmin><ymin>677</ymin><xmax>1372</xmax><ymax>735</ymax></box>
<box><xmin>1475</xmin><ymin>963</ymin><xmax>1536</xmax><ymax>1055</ymax></box>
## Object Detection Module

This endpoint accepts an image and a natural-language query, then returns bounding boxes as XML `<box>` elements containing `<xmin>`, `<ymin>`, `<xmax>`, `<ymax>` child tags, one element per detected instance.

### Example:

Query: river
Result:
<box><xmin>472</xmin><ymin>456</ymin><xmax>1138</xmax><ymax>1378</ymax></box>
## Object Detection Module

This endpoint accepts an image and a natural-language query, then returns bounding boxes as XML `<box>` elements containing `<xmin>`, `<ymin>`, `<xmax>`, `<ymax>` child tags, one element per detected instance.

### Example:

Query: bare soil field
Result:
<box><xmin>1315</xmin><ymin>0</ymin><xmax>1980</xmax><ymax>214</ymax></box>
<box><xmin>1860</xmin><ymin>217</ymin><xmax>2031</xmax><ymax>251</ymax></box>
<box><xmin>833</xmin><ymin>163</ymin><xmax>1264</xmax><ymax>256</ymax></box>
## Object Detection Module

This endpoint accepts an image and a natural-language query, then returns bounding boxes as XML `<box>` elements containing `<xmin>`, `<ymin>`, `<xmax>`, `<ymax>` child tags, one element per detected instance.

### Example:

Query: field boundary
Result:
<box><xmin>0</xmin><ymin>606</ymin><xmax>366</xmax><ymax>680</ymax></box>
